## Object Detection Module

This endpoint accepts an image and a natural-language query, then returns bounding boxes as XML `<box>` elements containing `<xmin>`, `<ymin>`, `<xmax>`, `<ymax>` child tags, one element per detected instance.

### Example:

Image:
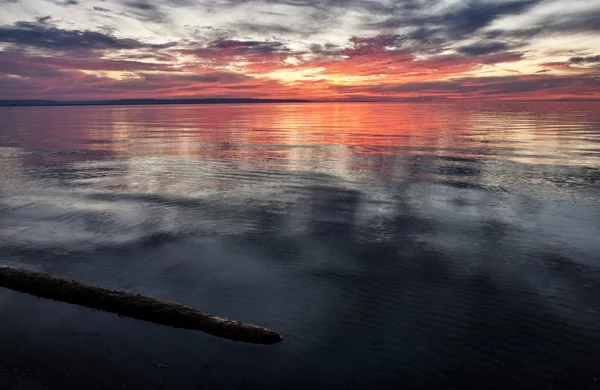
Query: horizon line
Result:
<box><xmin>1</xmin><ymin>97</ymin><xmax>599</xmax><ymax>107</ymax></box>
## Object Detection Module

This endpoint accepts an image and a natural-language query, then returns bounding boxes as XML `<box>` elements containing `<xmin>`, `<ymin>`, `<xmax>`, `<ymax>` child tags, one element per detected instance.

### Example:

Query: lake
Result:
<box><xmin>1</xmin><ymin>102</ymin><xmax>600</xmax><ymax>389</ymax></box>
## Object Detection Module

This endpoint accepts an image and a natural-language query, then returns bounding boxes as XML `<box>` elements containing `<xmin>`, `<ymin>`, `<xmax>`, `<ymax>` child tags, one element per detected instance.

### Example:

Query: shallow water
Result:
<box><xmin>1</xmin><ymin>102</ymin><xmax>600</xmax><ymax>389</ymax></box>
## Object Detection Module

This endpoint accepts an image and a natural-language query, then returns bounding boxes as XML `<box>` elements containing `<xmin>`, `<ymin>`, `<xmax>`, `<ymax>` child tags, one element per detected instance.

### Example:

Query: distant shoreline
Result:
<box><xmin>0</xmin><ymin>98</ymin><xmax>598</xmax><ymax>107</ymax></box>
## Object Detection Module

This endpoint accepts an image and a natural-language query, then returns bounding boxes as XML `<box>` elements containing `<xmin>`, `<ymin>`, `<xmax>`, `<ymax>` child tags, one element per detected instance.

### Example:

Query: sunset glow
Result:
<box><xmin>1</xmin><ymin>0</ymin><xmax>599</xmax><ymax>101</ymax></box>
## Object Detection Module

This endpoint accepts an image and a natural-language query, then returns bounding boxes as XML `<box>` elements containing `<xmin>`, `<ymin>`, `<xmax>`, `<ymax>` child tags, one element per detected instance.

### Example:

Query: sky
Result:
<box><xmin>0</xmin><ymin>0</ymin><xmax>599</xmax><ymax>101</ymax></box>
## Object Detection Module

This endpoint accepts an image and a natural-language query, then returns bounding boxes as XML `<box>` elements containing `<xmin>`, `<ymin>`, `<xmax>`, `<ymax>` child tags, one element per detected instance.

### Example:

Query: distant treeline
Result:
<box><xmin>0</xmin><ymin>98</ymin><xmax>312</xmax><ymax>107</ymax></box>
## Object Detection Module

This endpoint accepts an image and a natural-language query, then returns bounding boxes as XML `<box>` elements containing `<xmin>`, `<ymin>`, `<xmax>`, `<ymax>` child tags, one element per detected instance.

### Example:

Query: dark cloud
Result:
<box><xmin>178</xmin><ymin>38</ymin><xmax>300</xmax><ymax>74</ymax></box>
<box><xmin>343</xmin><ymin>34</ymin><xmax>404</xmax><ymax>56</ymax></box>
<box><xmin>0</xmin><ymin>21</ymin><xmax>176</xmax><ymax>52</ymax></box>
<box><xmin>121</xmin><ymin>0</ymin><xmax>168</xmax><ymax>23</ymax></box>
<box><xmin>485</xmin><ymin>9</ymin><xmax>600</xmax><ymax>39</ymax></box>
<box><xmin>570</xmin><ymin>55</ymin><xmax>600</xmax><ymax>64</ymax></box>
<box><xmin>0</xmin><ymin>64</ymin><xmax>265</xmax><ymax>100</ymax></box>
<box><xmin>0</xmin><ymin>50</ymin><xmax>177</xmax><ymax>77</ymax></box>
<box><xmin>539</xmin><ymin>55</ymin><xmax>600</xmax><ymax>70</ymax></box>
<box><xmin>351</xmin><ymin>1</ymin><xmax>546</xmax><ymax>59</ymax></box>
<box><xmin>457</xmin><ymin>41</ymin><xmax>511</xmax><ymax>56</ymax></box>
<box><xmin>405</xmin><ymin>27</ymin><xmax>446</xmax><ymax>46</ymax></box>
<box><xmin>236</xmin><ymin>22</ymin><xmax>296</xmax><ymax>35</ymax></box>
<box><xmin>477</xmin><ymin>52</ymin><xmax>524</xmax><ymax>64</ymax></box>
<box><xmin>309</xmin><ymin>43</ymin><xmax>339</xmax><ymax>53</ymax></box>
<box><xmin>426</xmin><ymin>51</ymin><xmax>524</xmax><ymax>67</ymax></box>
<box><xmin>118</xmin><ymin>0</ymin><xmax>194</xmax><ymax>23</ymax></box>
<box><xmin>36</xmin><ymin>16</ymin><xmax>52</xmax><ymax>24</ymax></box>
<box><xmin>54</xmin><ymin>0</ymin><xmax>78</xmax><ymax>5</ymax></box>
<box><xmin>218</xmin><ymin>0</ymin><xmax>398</xmax><ymax>15</ymax></box>
<box><xmin>212</xmin><ymin>0</ymin><xmax>401</xmax><ymax>37</ymax></box>
<box><xmin>443</xmin><ymin>1</ymin><xmax>541</xmax><ymax>36</ymax></box>
<box><xmin>114</xmin><ymin>52</ymin><xmax>177</xmax><ymax>62</ymax></box>
<box><xmin>0</xmin><ymin>64</ymin><xmax>67</xmax><ymax>78</ymax></box>
<box><xmin>261</xmin><ymin>11</ymin><xmax>287</xmax><ymax>16</ymax></box>
<box><xmin>124</xmin><ymin>1</ymin><xmax>156</xmax><ymax>11</ymax></box>
<box><xmin>207</xmin><ymin>39</ymin><xmax>290</xmax><ymax>54</ymax></box>
<box><xmin>368</xmin><ymin>0</ymin><xmax>543</xmax><ymax>38</ymax></box>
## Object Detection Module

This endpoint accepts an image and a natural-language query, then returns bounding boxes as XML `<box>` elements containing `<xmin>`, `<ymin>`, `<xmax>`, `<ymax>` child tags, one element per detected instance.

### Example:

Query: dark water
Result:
<box><xmin>1</xmin><ymin>102</ymin><xmax>600</xmax><ymax>389</ymax></box>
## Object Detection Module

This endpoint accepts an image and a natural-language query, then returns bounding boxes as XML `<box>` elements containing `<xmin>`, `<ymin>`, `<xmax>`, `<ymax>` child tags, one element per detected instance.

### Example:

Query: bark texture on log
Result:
<box><xmin>0</xmin><ymin>266</ymin><xmax>282</xmax><ymax>345</ymax></box>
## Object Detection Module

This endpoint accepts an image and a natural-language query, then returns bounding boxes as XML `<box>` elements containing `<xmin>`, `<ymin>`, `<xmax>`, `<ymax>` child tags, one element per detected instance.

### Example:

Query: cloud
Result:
<box><xmin>457</xmin><ymin>42</ymin><xmax>511</xmax><ymax>56</ymax></box>
<box><xmin>124</xmin><ymin>0</ymin><xmax>156</xmax><ymax>10</ymax></box>
<box><xmin>0</xmin><ymin>50</ymin><xmax>177</xmax><ymax>75</ymax></box>
<box><xmin>328</xmin><ymin>74</ymin><xmax>600</xmax><ymax>100</ymax></box>
<box><xmin>404</xmin><ymin>27</ymin><xmax>446</xmax><ymax>47</ymax></box>
<box><xmin>0</xmin><ymin>21</ymin><xmax>176</xmax><ymax>53</ymax></box>
<box><xmin>141</xmin><ymin>71</ymin><xmax>253</xmax><ymax>84</ymax></box>
<box><xmin>236</xmin><ymin>22</ymin><xmax>297</xmax><ymax>35</ymax></box>
<box><xmin>36</xmin><ymin>15</ymin><xmax>52</xmax><ymax>24</ymax></box>
<box><xmin>342</xmin><ymin>34</ymin><xmax>404</xmax><ymax>57</ymax></box>
<box><xmin>179</xmin><ymin>38</ymin><xmax>296</xmax><ymax>73</ymax></box>
<box><xmin>207</xmin><ymin>39</ymin><xmax>290</xmax><ymax>54</ymax></box>
<box><xmin>570</xmin><ymin>55</ymin><xmax>600</xmax><ymax>64</ymax></box>
<box><xmin>54</xmin><ymin>0</ymin><xmax>78</xmax><ymax>6</ymax></box>
<box><xmin>118</xmin><ymin>0</ymin><xmax>196</xmax><ymax>23</ymax></box>
<box><xmin>0</xmin><ymin>0</ymin><xmax>599</xmax><ymax>101</ymax></box>
<box><xmin>368</xmin><ymin>0</ymin><xmax>543</xmax><ymax>38</ymax></box>
<box><xmin>219</xmin><ymin>0</ymin><xmax>390</xmax><ymax>13</ymax></box>
<box><xmin>535</xmin><ymin>55</ymin><xmax>600</xmax><ymax>71</ymax></box>
<box><xmin>539</xmin><ymin>62</ymin><xmax>571</xmax><ymax>69</ymax></box>
<box><xmin>92</xmin><ymin>6</ymin><xmax>111</xmax><ymax>12</ymax></box>
<box><xmin>309</xmin><ymin>43</ymin><xmax>340</xmax><ymax>53</ymax></box>
<box><xmin>485</xmin><ymin>8</ymin><xmax>600</xmax><ymax>39</ymax></box>
<box><xmin>446</xmin><ymin>1</ymin><xmax>541</xmax><ymax>36</ymax></box>
<box><xmin>120</xmin><ymin>0</ymin><xmax>169</xmax><ymax>22</ymax></box>
<box><xmin>0</xmin><ymin>65</ymin><xmax>283</xmax><ymax>100</ymax></box>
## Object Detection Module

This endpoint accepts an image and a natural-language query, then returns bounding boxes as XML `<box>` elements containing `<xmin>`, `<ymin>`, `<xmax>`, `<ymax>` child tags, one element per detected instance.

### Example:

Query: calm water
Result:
<box><xmin>1</xmin><ymin>102</ymin><xmax>600</xmax><ymax>389</ymax></box>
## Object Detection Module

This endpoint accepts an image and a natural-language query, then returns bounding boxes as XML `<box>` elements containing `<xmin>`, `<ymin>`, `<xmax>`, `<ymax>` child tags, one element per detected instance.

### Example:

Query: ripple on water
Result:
<box><xmin>0</xmin><ymin>102</ymin><xmax>600</xmax><ymax>389</ymax></box>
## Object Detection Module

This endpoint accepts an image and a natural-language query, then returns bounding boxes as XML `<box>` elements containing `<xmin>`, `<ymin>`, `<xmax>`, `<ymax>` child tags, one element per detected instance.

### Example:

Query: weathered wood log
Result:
<box><xmin>0</xmin><ymin>266</ymin><xmax>282</xmax><ymax>345</ymax></box>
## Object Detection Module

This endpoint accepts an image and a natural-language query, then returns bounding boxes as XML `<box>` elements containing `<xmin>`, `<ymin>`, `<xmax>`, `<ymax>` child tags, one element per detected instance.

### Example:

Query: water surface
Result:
<box><xmin>1</xmin><ymin>102</ymin><xmax>600</xmax><ymax>389</ymax></box>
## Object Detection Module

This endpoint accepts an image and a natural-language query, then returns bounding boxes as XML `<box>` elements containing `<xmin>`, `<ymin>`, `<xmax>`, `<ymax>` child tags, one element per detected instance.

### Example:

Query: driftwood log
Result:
<box><xmin>0</xmin><ymin>266</ymin><xmax>282</xmax><ymax>345</ymax></box>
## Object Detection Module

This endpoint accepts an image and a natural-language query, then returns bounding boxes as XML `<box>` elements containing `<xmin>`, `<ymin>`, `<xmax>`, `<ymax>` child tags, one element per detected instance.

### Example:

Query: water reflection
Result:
<box><xmin>0</xmin><ymin>102</ymin><xmax>600</xmax><ymax>389</ymax></box>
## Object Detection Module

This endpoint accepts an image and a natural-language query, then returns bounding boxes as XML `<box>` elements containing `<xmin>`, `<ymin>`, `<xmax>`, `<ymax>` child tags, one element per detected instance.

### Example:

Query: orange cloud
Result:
<box><xmin>1</xmin><ymin>24</ymin><xmax>599</xmax><ymax>101</ymax></box>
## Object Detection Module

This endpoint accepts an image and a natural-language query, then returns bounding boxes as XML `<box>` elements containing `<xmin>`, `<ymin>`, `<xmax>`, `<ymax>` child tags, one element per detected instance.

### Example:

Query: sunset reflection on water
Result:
<box><xmin>1</xmin><ymin>102</ymin><xmax>600</xmax><ymax>389</ymax></box>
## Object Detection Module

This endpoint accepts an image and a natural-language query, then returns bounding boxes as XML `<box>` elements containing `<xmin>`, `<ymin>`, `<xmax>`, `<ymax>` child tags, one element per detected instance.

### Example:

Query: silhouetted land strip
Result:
<box><xmin>0</xmin><ymin>98</ymin><xmax>311</xmax><ymax>107</ymax></box>
<box><xmin>0</xmin><ymin>266</ymin><xmax>282</xmax><ymax>345</ymax></box>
